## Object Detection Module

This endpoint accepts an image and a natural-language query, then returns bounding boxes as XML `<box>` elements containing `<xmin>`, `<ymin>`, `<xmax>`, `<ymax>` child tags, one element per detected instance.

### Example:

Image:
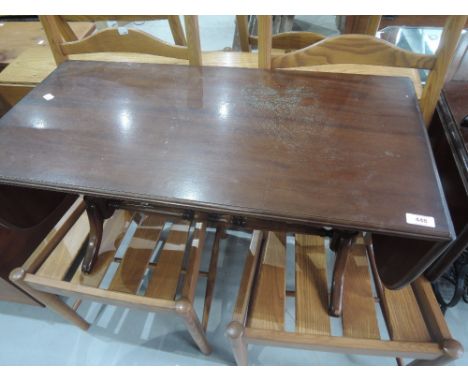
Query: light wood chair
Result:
<box><xmin>236</xmin><ymin>15</ymin><xmax>381</xmax><ymax>52</ymax></box>
<box><xmin>227</xmin><ymin>231</ymin><xmax>463</xmax><ymax>365</ymax></box>
<box><xmin>59</xmin><ymin>16</ymin><xmax>187</xmax><ymax>46</ymax></box>
<box><xmin>40</xmin><ymin>15</ymin><xmax>201</xmax><ymax>66</ymax></box>
<box><xmin>10</xmin><ymin>198</ymin><xmax>217</xmax><ymax>354</ymax></box>
<box><xmin>257</xmin><ymin>15</ymin><xmax>467</xmax><ymax>126</ymax></box>
<box><xmin>236</xmin><ymin>15</ymin><xmax>325</xmax><ymax>52</ymax></box>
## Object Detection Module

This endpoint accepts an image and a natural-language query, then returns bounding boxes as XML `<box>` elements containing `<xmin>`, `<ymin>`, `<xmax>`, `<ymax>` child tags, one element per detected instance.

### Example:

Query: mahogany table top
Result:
<box><xmin>0</xmin><ymin>60</ymin><xmax>453</xmax><ymax>240</ymax></box>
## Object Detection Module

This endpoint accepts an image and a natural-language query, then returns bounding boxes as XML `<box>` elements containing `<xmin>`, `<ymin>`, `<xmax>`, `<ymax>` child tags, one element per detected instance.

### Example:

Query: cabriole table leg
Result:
<box><xmin>81</xmin><ymin>197</ymin><xmax>115</xmax><ymax>273</ymax></box>
<box><xmin>329</xmin><ymin>230</ymin><xmax>358</xmax><ymax>317</ymax></box>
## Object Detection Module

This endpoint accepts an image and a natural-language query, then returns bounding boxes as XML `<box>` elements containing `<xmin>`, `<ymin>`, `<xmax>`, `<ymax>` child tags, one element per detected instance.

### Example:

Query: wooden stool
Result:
<box><xmin>10</xmin><ymin>198</ymin><xmax>216</xmax><ymax>355</ymax></box>
<box><xmin>227</xmin><ymin>231</ymin><xmax>463</xmax><ymax>365</ymax></box>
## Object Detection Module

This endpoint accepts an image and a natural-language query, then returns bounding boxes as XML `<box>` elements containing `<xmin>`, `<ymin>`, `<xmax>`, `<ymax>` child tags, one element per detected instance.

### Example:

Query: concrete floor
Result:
<box><xmin>0</xmin><ymin>16</ymin><xmax>466</xmax><ymax>366</ymax></box>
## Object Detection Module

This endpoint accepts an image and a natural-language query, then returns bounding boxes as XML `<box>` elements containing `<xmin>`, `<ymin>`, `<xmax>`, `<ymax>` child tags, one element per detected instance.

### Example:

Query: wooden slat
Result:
<box><xmin>181</xmin><ymin>222</ymin><xmax>206</xmax><ymax>302</ymax></box>
<box><xmin>257</xmin><ymin>16</ymin><xmax>273</xmax><ymax>69</ymax></box>
<box><xmin>342</xmin><ymin>241</ymin><xmax>380</xmax><ymax>339</ymax></box>
<box><xmin>270</xmin><ymin>34</ymin><xmax>436</xmax><ymax>70</ymax></box>
<box><xmin>411</xmin><ymin>277</ymin><xmax>452</xmax><ymax>342</ymax></box>
<box><xmin>145</xmin><ymin>221</ymin><xmax>191</xmax><ymax>300</ymax></box>
<box><xmin>382</xmin><ymin>284</ymin><xmax>432</xmax><ymax>342</ymax></box>
<box><xmin>247</xmin><ymin>232</ymin><xmax>286</xmax><ymax>331</ymax></box>
<box><xmin>250</xmin><ymin>31</ymin><xmax>325</xmax><ymax>50</ymax></box>
<box><xmin>61</xmin><ymin>28</ymin><xmax>190</xmax><ymax>60</ymax></box>
<box><xmin>295</xmin><ymin>234</ymin><xmax>330</xmax><ymax>335</ymax></box>
<box><xmin>22</xmin><ymin>197</ymin><xmax>86</xmax><ymax>274</ymax></box>
<box><xmin>25</xmin><ymin>273</ymin><xmax>176</xmax><ymax>312</ymax></box>
<box><xmin>244</xmin><ymin>327</ymin><xmax>442</xmax><ymax>360</ymax></box>
<box><xmin>108</xmin><ymin>215</ymin><xmax>164</xmax><ymax>294</ymax></box>
<box><xmin>35</xmin><ymin>212</ymin><xmax>89</xmax><ymax>280</ymax></box>
<box><xmin>232</xmin><ymin>230</ymin><xmax>264</xmax><ymax>323</ymax></box>
<box><xmin>71</xmin><ymin>210</ymin><xmax>132</xmax><ymax>287</ymax></box>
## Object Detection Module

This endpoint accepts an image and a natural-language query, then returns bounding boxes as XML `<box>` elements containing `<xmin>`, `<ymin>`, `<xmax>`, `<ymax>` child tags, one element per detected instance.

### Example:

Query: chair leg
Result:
<box><xmin>329</xmin><ymin>232</ymin><xmax>356</xmax><ymax>317</ymax></box>
<box><xmin>226</xmin><ymin>321</ymin><xmax>248</xmax><ymax>366</ymax></box>
<box><xmin>175</xmin><ymin>298</ymin><xmax>212</xmax><ymax>355</ymax></box>
<box><xmin>408</xmin><ymin>339</ymin><xmax>463</xmax><ymax>365</ymax></box>
<box><xmin>10</xmin><ymin>268</ymin><xmax>90</xmax><ymax>331</ymax></box>
<box><xmin>202</xmin><ymin>226</ymin><xmax>222</xmax><ymax>331</ymax></box>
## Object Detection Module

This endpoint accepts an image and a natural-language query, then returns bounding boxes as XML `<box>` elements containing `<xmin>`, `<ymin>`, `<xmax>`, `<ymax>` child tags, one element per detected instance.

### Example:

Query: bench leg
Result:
<box><xmin>10</xmin><ymin>268</ymin><xmax>90</xmax><ymax>331</ymax></box>
<box><xmin>329</xmin><ymin>231</ymin><xmax>357</xmax><ymax>317</ymax></box>
<box><xmin>408</xmin><ymin>339</ymin><xmax>463</xmax><ymax>365</ymax></box>
<box><xmin>176</xmin><ymin>298</ymin><xmax>212</xmax><ymax>355</ymax></box>
<box><xmin>226</xmin><ymin>321</ymin><xmax>248</xmax><ymax>366</ymax></box>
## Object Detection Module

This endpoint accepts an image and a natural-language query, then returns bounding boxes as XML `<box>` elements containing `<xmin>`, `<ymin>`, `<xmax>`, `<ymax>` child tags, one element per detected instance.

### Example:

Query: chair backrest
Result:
<box><xmin>257</xmin><ymin>15</ymin><xmax>467</xmax><ymax>126</ymax></box>
<box><xmin>40</xmin><ymin>15</ymin><xmax>202</xmax><ymax>66</ymax></box>
<box><xmin>237</xmin><ymin>15</ymin><xmax>381</xmax><ymax>52</ymax></box>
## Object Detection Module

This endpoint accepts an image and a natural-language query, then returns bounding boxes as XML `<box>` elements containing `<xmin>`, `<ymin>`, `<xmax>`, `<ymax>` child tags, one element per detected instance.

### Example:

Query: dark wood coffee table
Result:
<box><xmin>0</xmin><ymin>60</ymin><xmax>454</xmax><ymax>312</ymax></box>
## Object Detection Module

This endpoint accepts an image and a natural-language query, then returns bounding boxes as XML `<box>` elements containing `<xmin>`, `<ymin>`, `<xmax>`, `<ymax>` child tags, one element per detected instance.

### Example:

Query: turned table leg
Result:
<box><xmin>329</xmin><ymin>230</ymin><xmax>358</xmax><ymax>317</ymax></box>
<box><xmin>81</xmin><ymin>197</ymin><xmax>115</xmax><ymax>273</ymax></box>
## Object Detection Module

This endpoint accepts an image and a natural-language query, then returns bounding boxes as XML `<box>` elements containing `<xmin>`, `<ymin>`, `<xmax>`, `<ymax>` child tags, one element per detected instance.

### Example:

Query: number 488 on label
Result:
<box><xmin>406</xmin><ymin>213</ymin><xmax>436</xmax><ymax>228</ymax></box>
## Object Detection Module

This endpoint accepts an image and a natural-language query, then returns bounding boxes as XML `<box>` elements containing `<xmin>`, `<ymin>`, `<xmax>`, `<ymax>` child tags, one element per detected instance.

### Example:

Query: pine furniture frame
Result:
<box><xmin>10</xmin><ymin>198</ymin><xmax>215</xmax><ymax>354</ymax></box>
<box><xmin>227</xmin><ymin>232</ymin><xmax>463</xmax><ymax>365</ymax></box>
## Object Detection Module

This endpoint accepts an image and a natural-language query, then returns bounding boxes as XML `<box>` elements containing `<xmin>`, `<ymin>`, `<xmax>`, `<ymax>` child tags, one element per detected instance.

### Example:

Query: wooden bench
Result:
<box><xmin>227</xmin><ymin>231</ymin><xmax>463</xmax><ymax>365</ymax></box>
<box><xmin>10</xmin><ymin>199</ymin><xmax>217</xmax><ymax>354</ymax></box>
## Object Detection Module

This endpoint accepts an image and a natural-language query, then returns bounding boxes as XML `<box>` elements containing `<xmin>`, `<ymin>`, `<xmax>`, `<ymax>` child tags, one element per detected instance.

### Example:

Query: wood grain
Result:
<box><xmin>25</xmin><ymin>273</ymin><xmax>176</xmax><ymax>312</ymax></box>
<box><xmin>342</xmin><ymin>241</ymin><xmax>380</xmax><ymax>339</ymax></box>
<box><xmin>0</xmin><ymin>61</ymin><xmax>451</xmax><ymax>245</ymax></box>
<box><xmin>61</xmin><ymin>28</ymin><xmax>189</xmax><ymax>60</ymax></box>
<box><xmin>420</xmin><ymin>16</ymin><xmax>467</xmax><ymax>125</ymax></box>
<box><xmin>257</xmin><ymin>16</ymin><xmax>272</xmax><ymax>69</ymax></box>
<box><xmin>250</xmin><ymin>31</ymin><xmax>325</xmax><ymax>50</ymax></box>
<box><xmin>248</xmin><ymin>232</ymin><xmax>286</xmax><ymax>331</ymax></box>
<box><xmin>35</xmin><ymin>212</ymin><xmax>89</xmax><ymax>280</ymax></box>
<box><xmin>181</xmin><ymin>222</ymin><xmax>206</xmax><ymax>302</ymax></box>
<box><xmin>411</xmin><ymin>277</ymin><xmax>452</xmax><ymax>342</ymax></box>
<box><xmin>41</xmin><ymin>16</ymin><xmax>200</xmax><ymax>66</ymax></box>
<box><xmin>382</xmin><ymin>285</ymin><xmax>432</xmax><ymax>342</ymax></box>
<box><xmin>295</xmin><ymin>234</ymin><xmax>330</xmax><ymax>335</ymax></box>
<box><xmin>270</xmin><ymin>34</ymin><xmax>436</xmax><ymax>70</ymax></box>
<box><xmin>244</xmin><ymin>327</ymin><xmax>441</xmax><ymax>360</ymax></box>
<box><xmin>108</xmin><ymin>215</ymin><xmax>164</xmax><ymax>294</ymax></box>
<box><xmin>232</xmin><ymin>230</ymin><xmax>263</xmax><ymax>323</ymax></box>
<box><xmin>145</xmin><ymin>221</ymin><xmax>191</xmax><ymax>300</ymax></box>
<box><xmin>236</xmin><ymin>15</ymin><xmax>251</xmax><ymax>52</ymax></box>
<box><xmin>167</xmin><ymin>16</ymin><xmax>186</xmax><ymax>46</ymax></box>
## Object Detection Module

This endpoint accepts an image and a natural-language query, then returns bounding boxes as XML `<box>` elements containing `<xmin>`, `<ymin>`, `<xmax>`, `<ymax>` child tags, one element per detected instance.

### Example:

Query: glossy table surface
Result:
<box><xmin>0</xmin><ymin>60</ymin><xmax>453</xmax><ymax>240</ymax></box>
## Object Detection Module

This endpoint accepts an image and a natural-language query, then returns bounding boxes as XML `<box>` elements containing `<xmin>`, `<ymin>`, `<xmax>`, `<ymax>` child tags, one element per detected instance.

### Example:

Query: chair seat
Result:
<box><xmin>11</xmin><ymin>198</ymin><xmax>213</xmax><ymax>354</ymax></box>
<box><xmin>228</xmin><ymin>231</ymin><xmax>462</xmax><ymax>365</ymax></box>
<box><xmin>25</xmin><ymin>206</ymin><xmax>204</xmax><ymax>304</ymax></box>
